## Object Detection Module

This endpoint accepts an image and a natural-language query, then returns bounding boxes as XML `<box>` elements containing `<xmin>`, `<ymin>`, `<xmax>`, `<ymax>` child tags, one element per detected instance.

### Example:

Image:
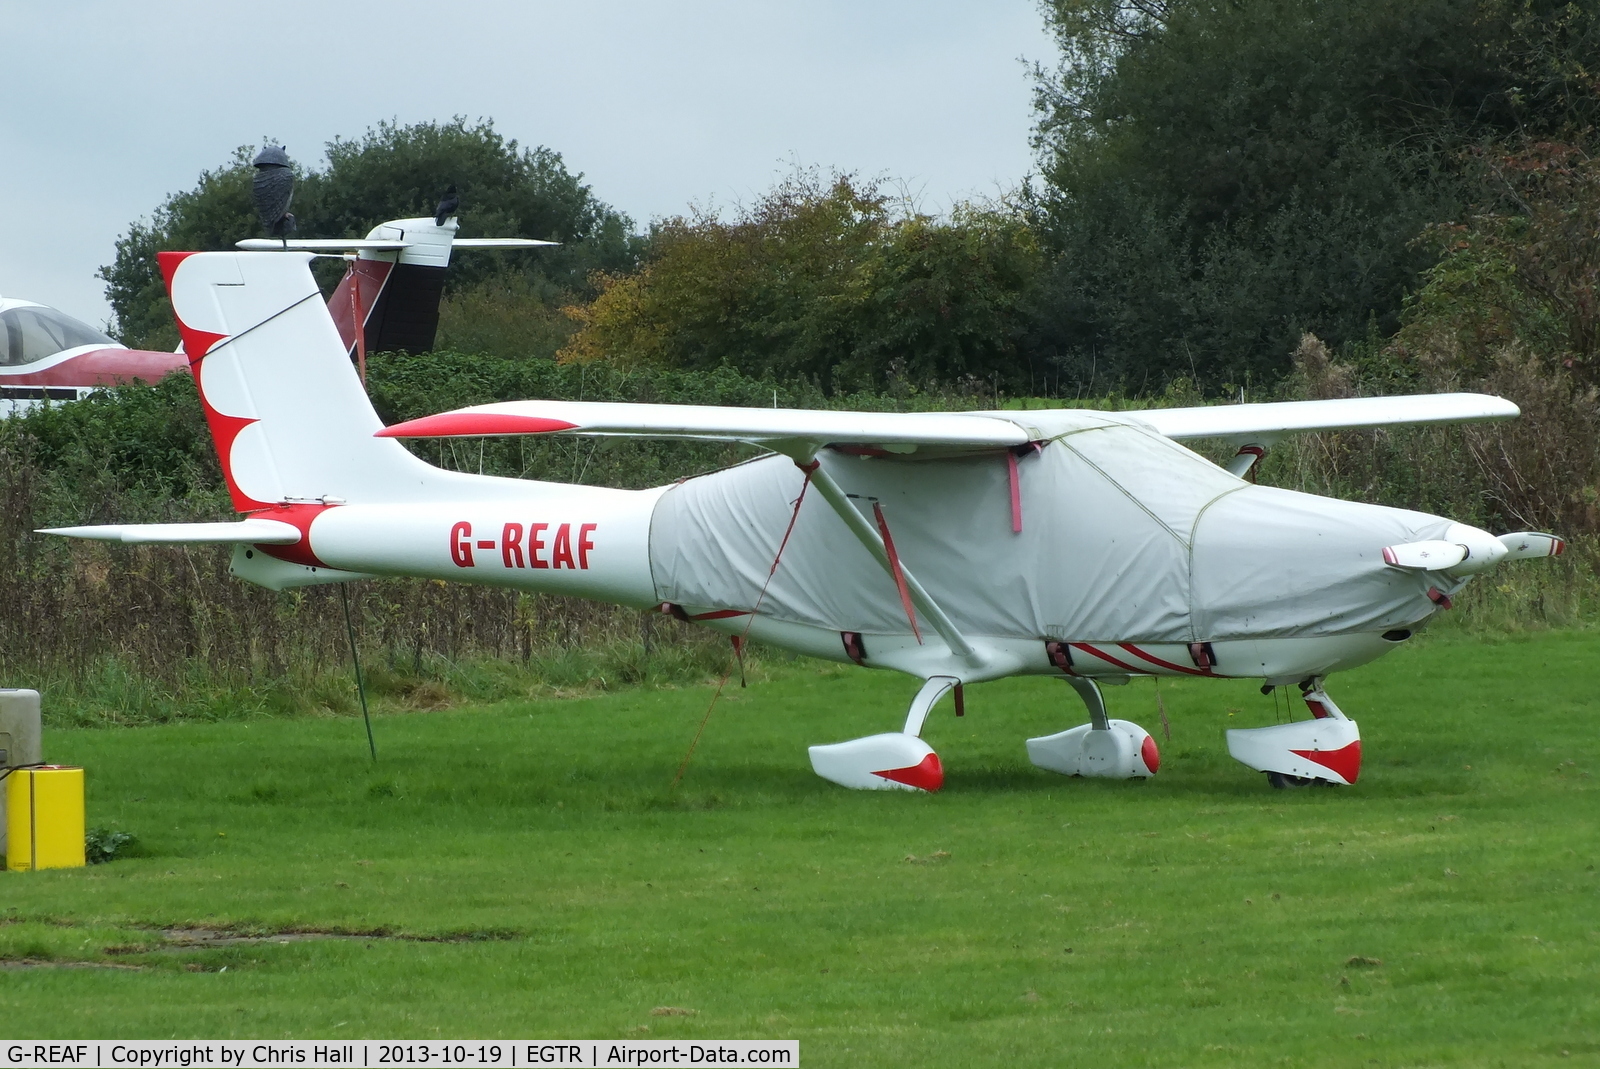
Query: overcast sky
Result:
<box><xmin>0</xmin><ymin>1</ymin><xmax>1054</xmax><ymax>330</ymax></box>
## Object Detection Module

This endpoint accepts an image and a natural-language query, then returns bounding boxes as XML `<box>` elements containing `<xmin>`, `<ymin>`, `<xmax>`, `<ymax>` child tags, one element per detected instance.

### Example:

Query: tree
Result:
<box><xmin>558</xmin><ymin>172</ymin><xmax>1041</xmax><ymax>393</ymax></box>
<box><xmin>1028</xmin><ymin>0</ymin><xmax>1600</xmax><ymax>395</ymax></box>
<box><xmin>99</xmin><ymin>118</ymin><xmax>640</xmax><ymax>351</ymax></box>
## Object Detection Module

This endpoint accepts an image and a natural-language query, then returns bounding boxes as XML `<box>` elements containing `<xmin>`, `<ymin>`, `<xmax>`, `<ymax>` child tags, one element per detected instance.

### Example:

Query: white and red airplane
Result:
<box><xmin>45</xmin><ymin>250</ymin><xmax>1565</xmax><ymax>792</ymax></box>
<box><xmin>1</xmin><ymin>215</ymin><xmax>549</xmax><ymax>416</ymax></box>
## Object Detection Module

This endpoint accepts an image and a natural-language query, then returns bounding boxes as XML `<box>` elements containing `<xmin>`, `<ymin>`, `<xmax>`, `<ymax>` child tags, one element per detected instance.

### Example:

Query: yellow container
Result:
<box><xmin>5</xmin><ymin>766</ymin><xmax>85</xmax><ymax>871</ymax></box>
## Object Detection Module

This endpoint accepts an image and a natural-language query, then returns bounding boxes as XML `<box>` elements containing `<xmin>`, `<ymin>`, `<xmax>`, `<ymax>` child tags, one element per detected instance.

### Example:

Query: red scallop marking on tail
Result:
<box><xmin>176</xmin><ymin>324</ymin><xmax>228</xmax><ymax>363</ymax></box>
<box><xmin>158</xmin><ymin>252</ymin><xmax>230</xmax><ymax>361</ymax></box>
<box><xmin>191</xmin><ymin>387</ymin><xmax>269</xmax><ymax>512</ymax></box>
<box><xmin>374</xmin><ymin>412</ymin><xmax>580</xmax><ymax>438</ymax></box>
<box><xmin>873</xmin><ymin>752</ymin><xmax>944</xmax><ymax>792</ymax></box>
<box><xmin>1140</xmin><ymin>734</ymin><xmax>1161</xmax><ymax>774</ymax></box>
<box><xmin>156</xmin><ymin>250</ymin><xmax>198</xmax><ymax>289</ymax></box>
<box><xmin>1290</xmin><ymin>740</ymin><xmax>1362</xmax><ymax>784</ymax></box>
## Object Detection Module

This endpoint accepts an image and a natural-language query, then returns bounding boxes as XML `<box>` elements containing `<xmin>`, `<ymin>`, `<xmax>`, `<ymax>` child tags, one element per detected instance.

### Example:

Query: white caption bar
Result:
<box><xmin>2</xmin><ymin>1044</ymin><xmax>797</xmax><ymax>1069</ymax></box>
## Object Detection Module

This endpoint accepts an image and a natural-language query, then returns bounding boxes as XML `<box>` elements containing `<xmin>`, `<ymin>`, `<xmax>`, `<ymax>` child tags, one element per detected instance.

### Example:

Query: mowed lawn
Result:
<box><xmin>2</xmin><ymin>630</ymin><xmax>1597</xmax><ymax>1067</ymax></box>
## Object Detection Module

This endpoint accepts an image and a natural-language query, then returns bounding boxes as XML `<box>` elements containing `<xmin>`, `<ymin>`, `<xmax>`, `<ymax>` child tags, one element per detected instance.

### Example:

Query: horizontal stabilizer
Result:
<box><xmin>451</xmin><ymin>238</ymin><xmax>560</xmax><ymax>249</ymax></box>
<box><xmin>40</xmin><ymin>519</ymin><xmax>301</xmax><ymax>545</ymax></box>
<box><xmin>235</xmin><ymin>238</ymin><xmax>557</xmax><ymax>252</ymax></box>
<box><xmin>236</xmin><ymin>239</ymin><xmax>409</xmax><ymax>252</ymax></box>
<box><xmin>1131</xmin><ymin>393</ymin><xmax>1519</xmax><ymax>442</ymax></box>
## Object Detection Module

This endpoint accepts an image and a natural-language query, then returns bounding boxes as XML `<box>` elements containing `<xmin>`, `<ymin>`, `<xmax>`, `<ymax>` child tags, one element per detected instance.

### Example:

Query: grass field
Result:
<box><xmin>2</xmin><ymin>629</ymin><xmax>1597</xmax><ymax>1066</ymax></box>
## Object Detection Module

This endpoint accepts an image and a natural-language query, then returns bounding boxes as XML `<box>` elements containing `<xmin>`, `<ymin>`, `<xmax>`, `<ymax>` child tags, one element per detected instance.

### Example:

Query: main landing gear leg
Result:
<box><xmin>1226</xmin><ymin>677</ymin><xmax>1363</xmax><ymax>788</ymax></box>
<box><xmin>1025</xmin><ymin>676</ymin><xmax>1160</xmax><ymax>778</ymax></box>
<box><xmin>807</xmin><ymin>676</ymin><xmax>955</xmax><ymax>792</ymax></box>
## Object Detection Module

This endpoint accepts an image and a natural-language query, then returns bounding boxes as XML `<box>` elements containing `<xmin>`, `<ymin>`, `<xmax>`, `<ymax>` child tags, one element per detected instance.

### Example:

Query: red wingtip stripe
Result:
<box><xmin>1382</xmin><ymin>546</ymin><xmax>1398</xmax><ymax>566</ymax></box>
<box><xmin>375</xmin><ymin>413</ymin><xmax>580</xmax><ymax>438</ymax></box>
<box><xmin>1553</xmin><ymin>538</ymin><xmax>1566</xmax><ymax>557</ymax></box>
<box><xmin>873</xmin><ymin>752</ymin><xmax>943</xmax><ymax>792</ymax></box>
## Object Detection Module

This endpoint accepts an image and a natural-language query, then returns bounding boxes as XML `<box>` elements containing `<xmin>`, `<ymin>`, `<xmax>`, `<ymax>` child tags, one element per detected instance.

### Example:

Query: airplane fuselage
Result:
<box><xmin>244</xmin><ymin>456</ymin><xmax>1438</xmax><ymax>689</ymax></box>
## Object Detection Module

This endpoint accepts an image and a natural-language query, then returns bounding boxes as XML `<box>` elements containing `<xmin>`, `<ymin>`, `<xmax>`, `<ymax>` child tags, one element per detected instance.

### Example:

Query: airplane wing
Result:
<box><xmin>376</xmin><ymin>401</ymin><xmax>1035</xmax><ymax>450</ymax></box>
<box><xmin>1125</xmin><ymin>393</ymin><xmax>1519</xmax><ymax>442</ymax></box>
<box><xmin>38</xmin><ymin>519</ymin><xmax>300</xmax><ymax>545</ymax></box>
<box><xmin>376</xmin><ymin>392</ymin><xmax>1519</xmax><ymax>452</ymax></box>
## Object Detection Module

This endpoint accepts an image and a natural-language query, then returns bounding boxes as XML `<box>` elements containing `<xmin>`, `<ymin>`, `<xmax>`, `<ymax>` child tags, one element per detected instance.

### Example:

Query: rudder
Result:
<box><xmin>160</xmin><ymin>250</ymin><xmax>432</xmax><ymax>510</ymax></box>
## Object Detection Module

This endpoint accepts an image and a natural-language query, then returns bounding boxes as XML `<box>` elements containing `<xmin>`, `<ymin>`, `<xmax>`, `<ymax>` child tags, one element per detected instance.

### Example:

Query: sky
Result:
<box><xmin>0</xmin><ymin>1</ymin><xmax>1055</xmax><ymax>330</ymax></box>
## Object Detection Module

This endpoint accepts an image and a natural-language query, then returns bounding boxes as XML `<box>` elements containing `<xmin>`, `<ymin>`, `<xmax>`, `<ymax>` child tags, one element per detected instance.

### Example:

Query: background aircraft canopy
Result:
<box><xmin>0</xmin><ymin>301</ymin><xmax>120</xmax><ymax>367</ymax></box>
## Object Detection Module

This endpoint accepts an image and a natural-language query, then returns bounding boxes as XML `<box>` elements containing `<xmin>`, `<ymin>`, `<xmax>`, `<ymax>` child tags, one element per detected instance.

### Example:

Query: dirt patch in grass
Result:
<box><xmin>1</xmin><ymin>958</ymin><xmax>145</xmax><ymax>971</ymax></box>
<box><xmin>129</xmin><ymin>925</ymin><xmax>521</xmax><ymax>948</ymax></box>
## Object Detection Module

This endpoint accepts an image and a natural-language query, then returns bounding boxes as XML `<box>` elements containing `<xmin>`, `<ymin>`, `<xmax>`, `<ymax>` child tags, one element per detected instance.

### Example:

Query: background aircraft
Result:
<box><xmin>46</xmin><ymin>250</ymin><xmax>1565</xmax><ymax>794</ymax></box>
<box><xmin>0</xmin><ymin>297</ymin><xmax>184</xmax><ymax>416</ymax></box>
<box><xmin>0</xmin><ymin>215</ymin><xmax>549</xmax><ymax>416</ymax></box>
<box><xmin>238</xmin><ymin>215</ymin><xmax>553</xmax><ymax>378</ymax></box>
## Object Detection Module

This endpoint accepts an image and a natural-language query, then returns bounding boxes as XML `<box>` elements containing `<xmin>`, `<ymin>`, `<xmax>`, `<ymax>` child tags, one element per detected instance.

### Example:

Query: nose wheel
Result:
<box><xmin>1228</xmin><ymin>678</ymin><xmax>1362</xmax><ymax>787</ymax></box>
<box><xmin>1266</xmin><ymin>771</ymin><xmax>1319</xmax><ymax>790</ymax></box>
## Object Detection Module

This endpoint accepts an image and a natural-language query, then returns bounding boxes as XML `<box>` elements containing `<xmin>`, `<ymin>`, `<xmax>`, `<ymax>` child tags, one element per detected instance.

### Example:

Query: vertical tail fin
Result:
<box><xmin>326</xmin><ymin>217</ymin><xmax>457</xmax><ymax>358</ymax></box>
<box><xmin>160</xmin><ymin>250</ymin><xmax>433</xmax><ymax>511</ymax></box>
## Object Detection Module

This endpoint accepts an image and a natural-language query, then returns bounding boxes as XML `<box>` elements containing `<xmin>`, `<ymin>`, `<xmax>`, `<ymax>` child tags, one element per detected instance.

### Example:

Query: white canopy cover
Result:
<box><xmin>649</xmin><ymin>412</ymin><xmax>1459</xmax><ymax>643</ymax></box>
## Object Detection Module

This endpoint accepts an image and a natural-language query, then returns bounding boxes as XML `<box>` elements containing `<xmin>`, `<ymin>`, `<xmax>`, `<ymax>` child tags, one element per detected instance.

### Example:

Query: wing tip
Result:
<box><xmin>376</xmin><ymin>412</ymin><xmax>580</xmax><ymax>438</ymax></box>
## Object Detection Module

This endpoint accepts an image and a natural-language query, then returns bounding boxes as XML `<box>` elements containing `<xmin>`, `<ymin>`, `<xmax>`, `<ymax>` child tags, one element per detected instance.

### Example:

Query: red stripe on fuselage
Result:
<box><xmin>1069</xmin><ymin>643</ymin><xmax>1145</xmax><ymax>674</ymax></box>
<box><xmin>1116</xmin><ymin>643</ymin><xmax>1214</xmax><ymax>676</ymax></box>
<box><xmin>0</xmin><ymin>347</ymin><xmax>188</xmax><ymax>388</ymax></box>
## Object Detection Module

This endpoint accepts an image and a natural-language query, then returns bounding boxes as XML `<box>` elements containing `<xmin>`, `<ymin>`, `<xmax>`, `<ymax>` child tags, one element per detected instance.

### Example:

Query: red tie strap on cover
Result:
<box><xmin>348</xmin><ymin>265</ymin><xmax>367</xmax><ymax>385</ymax></box>
<box><xmin>1234</xmin><ymin>444</ymin><xmax>1264</xmax><ymax>483</ymax></box>
<box><xmin>1007</xmin><ymin>450</ymin><xmax>1023</xmax><ymax>533</ymax></box>
<box><xmin>872</xmin><ymin>501</ymin><xmax>922</xmax><ymax>644</ymax></box>
<box><xmin>1044</xmin><ymin>640</ymin><xmax>1074</xmax><ymax>674</ymax></box>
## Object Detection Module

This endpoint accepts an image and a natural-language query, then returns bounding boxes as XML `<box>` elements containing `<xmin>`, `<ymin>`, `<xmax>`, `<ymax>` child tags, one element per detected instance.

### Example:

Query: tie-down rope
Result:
<box><xmin>671</xmin><ymin>460</ymin><xmax>818</xmax><ymax>787</ymax></box>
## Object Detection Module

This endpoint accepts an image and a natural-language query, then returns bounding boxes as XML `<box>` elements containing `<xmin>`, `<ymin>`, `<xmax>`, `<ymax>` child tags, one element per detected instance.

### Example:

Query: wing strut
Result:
<box><xmin>800</xmin><ymin>456</ymin><xmax>979</xmax><ymax>666</ymax></box>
